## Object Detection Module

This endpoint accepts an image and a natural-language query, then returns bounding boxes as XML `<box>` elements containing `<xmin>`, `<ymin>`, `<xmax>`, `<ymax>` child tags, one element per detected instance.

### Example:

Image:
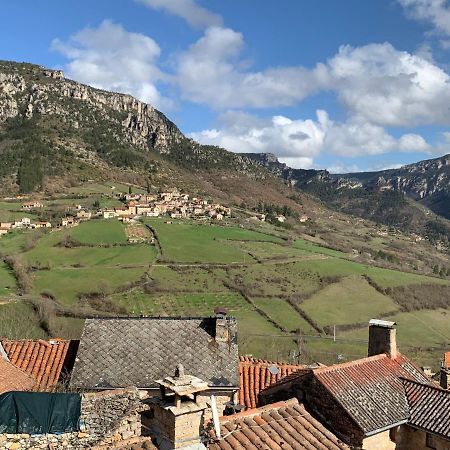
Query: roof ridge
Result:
<box><xmin>313</xmin><ymin>353</ymin><xmax>392</xmax><ymax>373</ymax></box>
<box><xmin>401</xmin><ymin>377</ymin><xmax>449</xmax><ymax>394</ymax></box>
<box><xmin>219</xmin><ymin>398</ymin><xmax>300</xmax><ymax>422</ymax></box>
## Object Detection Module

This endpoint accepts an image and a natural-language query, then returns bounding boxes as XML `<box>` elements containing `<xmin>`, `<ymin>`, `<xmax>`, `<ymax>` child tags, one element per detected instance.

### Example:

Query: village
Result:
<box><xmin>0</xmin><ymin>316</ymin><xmax>449</xmax><ymax>450</ymax></box>
<box><xmin>0</xmin><ymin>189</ymin><xmax>232</xmax><ymax>238</ymax></box>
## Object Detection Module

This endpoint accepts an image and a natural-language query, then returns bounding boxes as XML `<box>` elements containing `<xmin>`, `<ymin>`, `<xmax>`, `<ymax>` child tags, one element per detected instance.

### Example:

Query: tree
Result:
<box><xmin>128</xmin><ymin>185</ymin><xmax>132</xmax><ymax>195</ymax></box>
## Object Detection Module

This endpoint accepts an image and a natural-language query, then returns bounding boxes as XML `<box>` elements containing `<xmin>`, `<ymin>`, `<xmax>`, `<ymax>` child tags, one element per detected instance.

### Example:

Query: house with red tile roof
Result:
<box><xmin>0</xmin><ymin>339</ymin><xmax>78</xmax><ymax>391</ymax></box>
<box><xmin>208</xmin><ymin>398</ymin><xmax>350</xmax><ymax>450</ymax></box>
<box><xmin>239</xmin><ymin>356</ymin><xmax>307</xmax><ymax>409</ymax></box>
<box><xmin>259</xmin><ymin>319</ymin><xmax>436</xmax><ymax>449</ymax></box>
<box><xmin>0</xmin><ymin>358</ymin><xmax>36</xmax><ymax>394</ymax></box>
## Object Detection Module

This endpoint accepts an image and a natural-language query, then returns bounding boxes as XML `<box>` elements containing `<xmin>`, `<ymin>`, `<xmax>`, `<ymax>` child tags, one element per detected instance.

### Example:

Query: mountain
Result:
<box><xmin>1</xmin><ymin>60</ymin><xmax>449</xmax><ymax>247</ymax></box>
<box><xmin>337</xmin><ymin>154</ymin><xmax>450</xmax><ymax>220</ymax></box>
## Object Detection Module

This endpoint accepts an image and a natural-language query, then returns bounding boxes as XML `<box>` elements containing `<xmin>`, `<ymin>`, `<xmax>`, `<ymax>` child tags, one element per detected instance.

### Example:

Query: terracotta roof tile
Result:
<box><xmin>403</xmin><ymin>378</ymin><xmax>450</xmax><ymax>440</ymax></box>
<box><xmin>209</xmin><ymin>398</ymin><xmax>350</xmax><ymax>450</ymax></box>
<box><xmin>1</xmin><ymin>339</ymin><xmax>76</xmax><ymax>390</ymax></box>
<box><xmin>0</xmin><ymin>358</ymin><xmax>36</xmax><ymax>394</ymax></box>
<box><xmin>239</xmin><ymin>356</ymin><xmax>305</xmax><ymax>409</ymax></box>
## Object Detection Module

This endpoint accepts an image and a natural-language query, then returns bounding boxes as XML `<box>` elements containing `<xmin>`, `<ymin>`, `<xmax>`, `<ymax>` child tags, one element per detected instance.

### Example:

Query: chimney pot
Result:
<box><xmin>368</xmin><ymin>319</ymin><xmax>397</xmax><ymax>359</ymax></box>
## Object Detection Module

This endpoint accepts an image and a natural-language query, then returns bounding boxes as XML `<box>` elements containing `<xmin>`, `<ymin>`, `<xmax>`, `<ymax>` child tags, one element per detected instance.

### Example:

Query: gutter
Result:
<box><xmin>365</xmin><ymin>419</ymin><xmax>408</xmax><ymax>437</ymax></box>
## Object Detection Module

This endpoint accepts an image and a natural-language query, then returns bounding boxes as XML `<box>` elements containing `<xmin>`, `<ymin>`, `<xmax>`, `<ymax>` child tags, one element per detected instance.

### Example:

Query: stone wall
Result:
<box><xmin>0</xmin><ymin>388</ymin><xmax>147</xmax><ymax>450</ymax></box>
<box><xmin>394</xmin><ymin>425</ymin><xmax>450</xmax><ymax>450</ymax></box>
<box><xmin>362</xmin><ymin>430</ymin><xmax>395</xmax><ymax>450</ymax></box>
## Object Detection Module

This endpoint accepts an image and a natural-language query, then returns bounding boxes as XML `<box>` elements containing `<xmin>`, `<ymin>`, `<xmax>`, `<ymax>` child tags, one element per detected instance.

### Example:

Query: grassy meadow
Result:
<box><xmin>0</xmin><ymin>211</ymin><xmax>448</xmax><ymax>369</ymax></box>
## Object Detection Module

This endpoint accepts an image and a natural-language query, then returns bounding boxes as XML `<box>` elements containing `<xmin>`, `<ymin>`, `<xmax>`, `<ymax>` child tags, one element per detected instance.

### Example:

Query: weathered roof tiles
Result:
<box><xmin>209</xmin><ymin>398</ymin><xmax>350</xmax><ymax>450</ymax></box>
<box><xmin>1</xmin><ymin>339</ymin><xmax>76</xmax><ymax>390</ymax></box>
<box><xmin>70</xmin><ymin>317</ymin><xmax>239</xmax><ymax>389</ymax></box>
<box><xmin>239</xmin><ymin>356</ymin><xmax>305</xmax><ymax>409</ymax></box>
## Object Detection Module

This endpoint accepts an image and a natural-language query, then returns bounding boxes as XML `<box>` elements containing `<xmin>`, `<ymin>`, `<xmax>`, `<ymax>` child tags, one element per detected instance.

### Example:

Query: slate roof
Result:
<box><xmin>1</xmin><ymin>339</ymin><xmax>77</xmax><ymax>390</ymax></box>
<box><xmin>70</xmin><ymin>317</ymin><xmax>239</xmax><ymax>389</ymax></box>
<box><xmin>403</xmin><ymin>378</ymin><xmax>450</xmax><ymax>440</ymax></box>
<box><xmin>0</xmin><ymin>358</ymin><xmax>36</xmax><ymax>394</ymax></box>
<box><xmin>208</xmin><ymin>398</ymin><xmax>350</xmax><ymax>450</ymax></box>
<box><xmin>312</xmin><ymin>354</ymin><xmax>432</xmax><ymax>435</ymax></box>
<box><xmin>239</xmin><ymin>356</ymin><xmax>305</xmax><ymax>409</ymax></box>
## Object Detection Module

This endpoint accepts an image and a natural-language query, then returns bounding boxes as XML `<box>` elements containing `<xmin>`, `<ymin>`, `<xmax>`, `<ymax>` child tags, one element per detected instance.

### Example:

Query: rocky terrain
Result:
<box><xmin>0</xmin><ymin>59</ymin><xmax>449</xmax><ymax>245</ymax></box>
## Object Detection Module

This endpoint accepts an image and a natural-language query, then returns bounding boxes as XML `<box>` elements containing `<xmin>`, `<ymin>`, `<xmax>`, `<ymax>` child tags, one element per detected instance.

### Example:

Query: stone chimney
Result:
<box><xmin>148</xmin><ymin>367</ymin><xmax>208</xmax><ymax>449</ymax></box>
<box><xmin>368</xmin><ymin>319</ymin><xmax>397</xmax><ymax>359</ymax></box>
<box><xmin>440</xmin><ymin>352</ymin><xmax>450</xmax><ymax>390</ymax></box>
<box><xmin>214</xmin><ymin>308</ymin><xmax>229</xmax><ymax>344</ymax></box>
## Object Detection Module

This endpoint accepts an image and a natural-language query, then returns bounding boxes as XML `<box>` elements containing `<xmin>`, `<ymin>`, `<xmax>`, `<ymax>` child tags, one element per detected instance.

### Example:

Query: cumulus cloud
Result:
<box><xmin>176</xmin><ymin>28</ymin><xmax>450</xmax><ymax>126</ymax></box>
<box><xmin>189</xmin><ymin>110</ymin><xmax>432</xmax><ymax>168</ymax></box>
<box><xmin>51</xmin><ymin>20</ymin><xmax>172</xmax><ymax>109</ymax></box>
<box><xmin>137</xmin><ymin>0</ymin><xmax>222</xmax><ymax>29</ymax></box>
<box><xmin>398</xmin><ymin>0</ymin><xmax>450</xmax><ymax>35</ymax></box>
<box><xmin>324</xmin><ymin>118</ymin><xmax>431</xmax><ymax>156</ymax></box>
<box><xmin>176</xmin><ymin>26</ymin><xmax>324</xmax><ymax>109</ymax></box>
<box><xmin>326</xmin><ymin>43</ymin><xmax>450</xmax><ymax>126</ymax></box>
<box><xmin>189</xmin><ymin>110</ymin><xmax>329</xmax><ymax>168</ymax></box>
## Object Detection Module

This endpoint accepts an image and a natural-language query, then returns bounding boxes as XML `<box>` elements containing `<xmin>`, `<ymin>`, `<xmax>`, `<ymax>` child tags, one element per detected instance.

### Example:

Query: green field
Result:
<box><xmin>147</xmin><ymin>219</ymin><xmax>282</xmax><ymax>263</ymax></box>
<box><xmin>301</xmin><ymin>276</ymin><xmax>398</xmax><ymax>327</ymax></box>
<box><xmin>71</xmin><ymin>220</ymin><xmax>127</xmax><ymax>245</ymax></box>
<box><xmin>0</xmin><ymin>212</ymin><xmax>448</xmax><ymax>369</ymax></box>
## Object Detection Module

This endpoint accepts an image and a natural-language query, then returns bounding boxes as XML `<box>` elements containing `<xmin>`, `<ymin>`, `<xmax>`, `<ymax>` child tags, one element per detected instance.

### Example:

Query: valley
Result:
<box><xmin>0</xmin><ymin>185</ymin><xmax>449</xmax><ymax>370</ymax></box>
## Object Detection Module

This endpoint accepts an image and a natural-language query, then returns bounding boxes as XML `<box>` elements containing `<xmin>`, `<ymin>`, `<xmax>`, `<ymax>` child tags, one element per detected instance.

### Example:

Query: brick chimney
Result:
<box><xmin>214</xmin><ymin>308</ymin><xmax>229</xmax><ymax>344</ymax></box>
<box><xmin>148</xmin><ymin>366</ymin><xmax>208</xmax><ymax>449</ymax></box>
<box><xmin>440</xmin><ymin>352</ymin><xmax>450</xmax><ymax>390</ymax></box>
<box><xmin>368</xmin><ymin>319</ymin><xmax>397</xmax><ymax>359</ymax></box>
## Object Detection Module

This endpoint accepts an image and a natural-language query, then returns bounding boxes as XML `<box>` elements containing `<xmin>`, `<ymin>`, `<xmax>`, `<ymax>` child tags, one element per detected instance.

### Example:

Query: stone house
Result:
<box><xmin>21</xmin><ymin>201</ymin><xmax>43</xmax><ymax>210</ymax></box>
<box><xmin>0</xmin><ymin>229</ymin><xmax>8</xmax><ymax>236</ymax></box>
<box><xmin>392</xmin><ymin>378</ymin><xmax>450</xmax><ymax>449</ymax></box>
<box><xmin>103</xmin><ymin>209</ymin><xmax>118</xmax><ymax>219</ymax></box>
<box><xmin>0</xmin><ymin>223</ymin><xmax>12</xmax><ymax>230</ymax></box>
<box><xmin>259</xmin><ymin>319</ymin><xmax>435</xmax><ymax>450</ymax></box>
<box><xmin>76</xmin><ymin>210</ymin><xmax>92</xmax><ymax>220</ymax></box>
<box><xmin>70</xmin><ymin>314</ymin><xmax>239</xmax><ymax>415</ymax></box>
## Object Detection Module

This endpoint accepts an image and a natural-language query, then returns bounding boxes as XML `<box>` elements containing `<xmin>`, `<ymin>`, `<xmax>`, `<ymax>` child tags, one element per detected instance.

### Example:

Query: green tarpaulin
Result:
<box><xmin>0</xmin><ymin>391</ymin><xmax>81</xmax><ymax>434</ymax></box>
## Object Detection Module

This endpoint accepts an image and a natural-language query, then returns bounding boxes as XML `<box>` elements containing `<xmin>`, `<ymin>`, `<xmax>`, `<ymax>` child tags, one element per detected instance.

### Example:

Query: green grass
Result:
<box><xmin>301</xmin><ymin>276</ymin><xmax>399</xmax><ymax>327</ymax></box>
<box><xmin>32</xmin><ymin>266</ymin><xmax>147</xmax><ymax>305</ymax></box>
<box><xmin>0</xmin><ymin>231</ymin><xmax>29</xmax><ymax>254</ymax></box>
<box><xmin>233</xmin><ymin>241</ymin><xmax>316</xmax><ymax>260</ymax></box>
<box><xmin>253</xmin><ymin>297</ymin><xmax>315</xmax><ymax>333</ymax></box>
<box><xmin>293</xmin><ymin>239</ymin><xmax>347</xmax><ymax>257</ymax></box>
<box><xmin>71</xmin><ymin>219</ymin><xmax>127</xmax><ymax>245</ymax></box>
<box><xmin>0</xmin><ymin>261</ymin><xmax>17</xmax><ymax>297</ymax></box>
<box><xmin>25</xmin><ymin>244</ymin><xmax>157</xmax><ymax>268</ymax></box>
<box><xmin>147</xmin><ymin>219</ymin><xmax>282</xmax><ymax>263</ymax></box>
<box><xmin>0</xmin><ymin>302</ymin><xmax>47</xmax><ymax>339</ymax></box>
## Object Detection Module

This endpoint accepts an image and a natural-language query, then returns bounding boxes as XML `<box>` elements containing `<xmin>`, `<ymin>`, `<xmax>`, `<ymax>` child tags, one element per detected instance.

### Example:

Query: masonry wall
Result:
<box><xmin>0</xmin><ymin>389</ymin><xmax>147</xmax><ymax>450</ymax></box>
<box><xmin>395</xmin><ymin>425</ymin><xmax>450</xmax><ymax>450</ymax></box>
<box><xmin>362</xmin><ymin>431</ymin><xmax>395</xmax><ymax>450</ymax></box>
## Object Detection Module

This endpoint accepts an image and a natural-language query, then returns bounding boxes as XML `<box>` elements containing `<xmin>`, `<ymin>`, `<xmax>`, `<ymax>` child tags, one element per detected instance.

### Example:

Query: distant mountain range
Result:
<box><xmin>0</xmin><ymin>60</ymin><xmax>449</xmax><ymax>245</ymax></box>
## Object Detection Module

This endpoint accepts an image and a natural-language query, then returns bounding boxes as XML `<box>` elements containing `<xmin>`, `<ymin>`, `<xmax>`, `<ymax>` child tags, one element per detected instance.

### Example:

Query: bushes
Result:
<box><xmin>3</xmin><ymin>255</ymin><xmax>32</xmax><ymax>294</ymax></box>
<box><xmin>385</xmin><ymin>284</ymin><xmax>450</xmax><ymax>312</ymax></box>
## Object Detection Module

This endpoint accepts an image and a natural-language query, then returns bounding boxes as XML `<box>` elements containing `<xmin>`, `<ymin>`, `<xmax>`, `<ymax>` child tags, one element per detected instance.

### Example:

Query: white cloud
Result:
<box><xmin>189</xmin><ymin>110</ymin><xmax>432</xmax><ymax>168</ymax></box>
<box><xmin>189</xmin><ymin>110</ymin><xmax>329</xmax><ymax>168</ymax></box>
<box><xmin>176</xmin><ymin>28</ymin><xmax>450</xmax><ymax>126</ymax></box>
<box><xmin>326</xmin><ymin>43</ymin><xmax>450</xmax><ymax>126</ymax></box>
<box><xmin>51</xmin><ymin>20</ymin><xmax>173</xmax><ymax>110</ymax></box>
<box><xmin>176</xmin><ymin>26</ymin><xmax>324</xmax><ymax>109</ymax></box>
<box><xmin>398</xmin><ymin>0</ymin><xmax>450</xmax><ymax>35</ymax></box>
<box><xmin>137</xmin><ymin>0</ymin><xmax>222</xmax><ymax>29</ymax></box>
<box><xmin>324</xmin><ymin>118</ymin><xmax>431</xmax><ymax>156</ymax></box>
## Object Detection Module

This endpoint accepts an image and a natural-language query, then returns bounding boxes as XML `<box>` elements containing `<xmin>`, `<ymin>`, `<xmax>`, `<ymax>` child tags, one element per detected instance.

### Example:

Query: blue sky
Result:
<box><xmin>2</xmin><ymin>0</ymin><xmax>450</xmax><ymax>172</ymax></box>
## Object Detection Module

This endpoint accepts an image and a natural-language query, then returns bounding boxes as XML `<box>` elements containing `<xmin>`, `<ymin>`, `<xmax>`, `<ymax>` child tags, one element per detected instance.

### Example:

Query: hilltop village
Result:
<box><xmin>0</xmin><ymin>189</ymin><xmax>232</xmax><ymax>237</ymax></box>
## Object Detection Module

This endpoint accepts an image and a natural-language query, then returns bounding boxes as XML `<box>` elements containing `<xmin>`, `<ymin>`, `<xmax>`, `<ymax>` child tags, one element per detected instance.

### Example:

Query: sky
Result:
<box><xmin>2</xmin><ymin>0</ymin><xmax>450</xmax><ymax>172</ymax></box>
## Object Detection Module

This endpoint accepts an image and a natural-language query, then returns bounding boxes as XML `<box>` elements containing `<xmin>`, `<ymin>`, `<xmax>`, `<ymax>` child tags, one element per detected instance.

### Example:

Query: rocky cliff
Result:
<box><xmin>0</xmin><ymin>61</ymin><xmax>183</xmax><ymax>152</ymax></box>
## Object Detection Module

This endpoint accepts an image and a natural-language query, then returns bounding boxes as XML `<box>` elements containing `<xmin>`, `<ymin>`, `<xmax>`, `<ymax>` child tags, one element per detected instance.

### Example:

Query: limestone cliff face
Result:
<box><xmin>0</xmin><ymin>61</ymin><xmax>183</xmax><ymax>152</ymax></box>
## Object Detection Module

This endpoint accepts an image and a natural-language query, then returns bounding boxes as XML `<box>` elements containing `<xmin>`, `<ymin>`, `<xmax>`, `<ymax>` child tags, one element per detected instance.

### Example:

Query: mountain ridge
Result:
<box><xmin>0</xmin><ymin>59</ymin><xmax>449</xmax><ymax>246</ymax></box>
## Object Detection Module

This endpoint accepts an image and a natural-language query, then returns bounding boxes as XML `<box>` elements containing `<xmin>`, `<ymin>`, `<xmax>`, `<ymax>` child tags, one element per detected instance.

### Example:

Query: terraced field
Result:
<box><xmin>0</xmin><ymin>215</ymin><xmax>449</xmax><ymax>368</ymax></box>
